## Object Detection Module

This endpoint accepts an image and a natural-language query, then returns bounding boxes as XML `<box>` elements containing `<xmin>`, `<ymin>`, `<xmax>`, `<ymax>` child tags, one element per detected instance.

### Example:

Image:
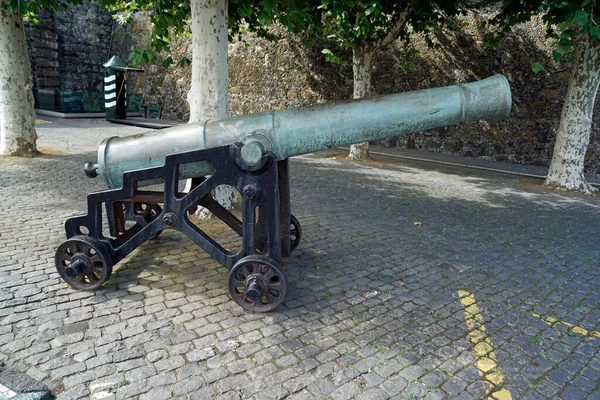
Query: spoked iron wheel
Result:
<box><xmin>228</xmin><ymin>255</ymin><xmax>287</xmax><ymax>312</ymax></box>
<box><xmin>289</xmin><ymin>214</ymin><xmax>302</xmax><ymax>252</ymax></box>
<box><xmin>55</xmin><ymin>236</ymin><xmax>113</xmax><ymax>290</ymax></box>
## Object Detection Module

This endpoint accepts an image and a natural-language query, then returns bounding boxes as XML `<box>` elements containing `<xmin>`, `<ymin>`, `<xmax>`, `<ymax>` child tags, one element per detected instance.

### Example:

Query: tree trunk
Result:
<box><xmin>545</xmin><ymin>34</ymin><xmax>600</xmax><ymax>194</ymax></box>
<box><xmin>187</xmin><ymin>0</ymin><xmax>237</xmax><ymax>214</ymax></box>
<box><xmin>0</xmin><ymin>3</ymin><xmax>37</xmax><ymax>157</ymax></box>
<box><xmin>188</xmin><ymin>0</ymin><xmax>228</xmax><ymax>123</ymax></box>
<box><xmin>348</xmin><ymin>47</ymin><xmax>374</xmax><ymax>160</ymax></box>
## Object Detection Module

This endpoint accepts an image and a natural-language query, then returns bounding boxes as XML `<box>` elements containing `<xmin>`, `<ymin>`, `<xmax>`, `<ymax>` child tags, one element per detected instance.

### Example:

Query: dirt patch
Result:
<box><xmin>37</xmin><ymin>147</ymin><xmax>70</xmax><ymax>156</ymax></box>
<box><xmin>325</xmin><ymin>150</ymin><xmax>395</xmax><ymax>167</ymax></box>
<box><xmin>0</xmin><ymin>148</ymin><xmax>69</xmax><ymax>163</ymax></box>
<box><xmin>519</xmin><ymin>179</ymin><xmax>600</xmax><ymax>199</ymax></box>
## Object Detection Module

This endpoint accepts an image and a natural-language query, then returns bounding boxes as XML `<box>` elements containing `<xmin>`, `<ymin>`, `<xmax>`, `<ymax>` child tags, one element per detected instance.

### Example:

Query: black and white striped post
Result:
<box><xmin>103</xmin><ymin>56</ymin><xmax>143</xmax><ymax>120</ymax></box>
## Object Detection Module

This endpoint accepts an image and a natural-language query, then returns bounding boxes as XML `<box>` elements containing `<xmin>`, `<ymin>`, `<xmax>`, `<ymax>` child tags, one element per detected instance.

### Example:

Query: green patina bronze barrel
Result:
<box><xmin>96</xmin><ymin>74</ymin><xmax>511</xmax><ymax>188</ymax></box>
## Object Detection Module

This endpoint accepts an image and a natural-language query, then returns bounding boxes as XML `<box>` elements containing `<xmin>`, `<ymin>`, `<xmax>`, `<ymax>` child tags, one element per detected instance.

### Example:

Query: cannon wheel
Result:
<box><xmin>55</xmin><ymin>236</ymin><xmax>113</xmax><ymax>291</ymax></box>
<box><xmin>133</xmin><ymin>202</ymin><xmax>163</xmax><ymax>241</ymax></box>
<box><xmin>228</xmin><ymin>255</ymin><xmax>287</xmax><ymax>312</ymax></box>
<box><xmin>289</xmin><ymin>214</ymin><xmax>302</xmax><ymax>252</ymax></box>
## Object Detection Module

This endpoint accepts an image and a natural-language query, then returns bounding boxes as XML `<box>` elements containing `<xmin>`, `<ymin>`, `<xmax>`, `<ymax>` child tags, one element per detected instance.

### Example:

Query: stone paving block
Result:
<box><xmin>356</xmin><ymin>387</ymin><xmax>390</xmax><ymax>400</ymax></box>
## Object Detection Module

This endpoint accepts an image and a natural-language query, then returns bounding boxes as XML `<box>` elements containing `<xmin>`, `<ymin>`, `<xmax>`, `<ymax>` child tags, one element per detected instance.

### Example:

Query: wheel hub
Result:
<box><xmin>65</xmin><ymin>258</ymin><xmax>87</xmax><ymax>278</ymax></box>
<box><xmin>245</xmin><ymin>274</ymin><xmax>267</xmax><ymax>302</ymax></box>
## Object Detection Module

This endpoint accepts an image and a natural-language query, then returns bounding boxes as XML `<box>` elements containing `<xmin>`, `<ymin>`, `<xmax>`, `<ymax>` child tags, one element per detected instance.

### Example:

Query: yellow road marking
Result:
<box><xmin>458</xmin><ymin>290</ymin><xmax>513</xmax><ymax>400</ymax></box>
<box><xmin>532</xmin><ymin>312</ymin><xmax>600</xmax><ymax>338</ymax></box>
<box><xmin>35</xmin><ymin>119</ymin><xmax>52</xmax><ymax>124</ymax></box>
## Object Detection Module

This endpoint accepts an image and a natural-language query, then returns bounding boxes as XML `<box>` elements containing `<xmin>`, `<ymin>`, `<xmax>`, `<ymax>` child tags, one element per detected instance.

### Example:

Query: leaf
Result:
<box><xmin>321</xmin><ymin>49</ymin><xmax>350</xmax><ymax>65</ymax></box>
<box><xmin>572</xmin><ymin>10</ymin><xmax>589</xmax><ymax>27</ymax></box>
<box><xmin>590</xmin><ymin>25</ymin><xmax>600</xmax><ymax>41</ymax></box>
<box><xmin>553</xmin><ymin>41</ymin><xmax>573</xmax><ymax>62</ymax></box>
<box><xmin>161</xmin><ymin>56</ymin><xmax>174</xmax><ymax>68</ymax></box>
<box><xmin>262</xmin><ymin>0</ymin><xmax>274</xmax><ymax>11</ymax></box>
<box><xmin>531</xmin><ymin>62</ymin><xmax>543</xmax><ymax>74</ymax></box>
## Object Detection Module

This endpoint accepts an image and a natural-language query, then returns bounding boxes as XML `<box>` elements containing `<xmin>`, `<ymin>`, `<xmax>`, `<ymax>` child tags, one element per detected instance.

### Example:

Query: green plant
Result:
<box><xmin>529</xmin><ymin>336</ymin><xmax>541</xmax><ymax>346</ymax></box>
<box><xmin>320</xmin><ymin>291</ymin><xmax>331</xmax><ymax>301</ymax></box>
<box><xmin>376</xmin><ymin>345</ymin><xmax>390</xmax><ymax>353</ymax></box>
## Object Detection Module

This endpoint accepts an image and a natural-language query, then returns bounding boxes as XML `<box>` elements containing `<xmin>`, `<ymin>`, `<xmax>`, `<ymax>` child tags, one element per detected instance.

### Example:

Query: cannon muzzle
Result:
<box><xmin>96</xmin><ymin>74</ymin><xmax>511</xmax><ymax>188</ymax></box>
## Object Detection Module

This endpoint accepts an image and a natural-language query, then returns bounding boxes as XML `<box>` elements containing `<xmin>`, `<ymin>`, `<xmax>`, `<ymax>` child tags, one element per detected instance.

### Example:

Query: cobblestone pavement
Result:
<box><xmin>1</xmin><ymin>118</ymin><xmax>599</xmax><ymax>399</ymax></box>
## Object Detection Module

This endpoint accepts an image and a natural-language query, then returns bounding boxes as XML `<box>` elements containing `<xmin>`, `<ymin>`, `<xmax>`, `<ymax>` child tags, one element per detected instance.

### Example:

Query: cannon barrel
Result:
<box><xmin>96</xmin><ymin>74</ymin><xmax>511</xmax><ymax>188</ymax></box>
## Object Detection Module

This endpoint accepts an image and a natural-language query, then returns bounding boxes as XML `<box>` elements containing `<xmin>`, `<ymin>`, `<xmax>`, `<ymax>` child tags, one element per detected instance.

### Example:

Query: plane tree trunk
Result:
<box><xmin>347</xmin><ymin>47</ymin><xmax>374</xmax><ymax>160</ymax></box>
<box><xmin>545</xmin><ymin>33</ymin><xmax>600</xmax><ymax>194</ymax></box>
<box><xmin>187</xmin><ymin>0</ymin><xmax>237</xmax><ymax>212</ymax></box>
<box><xmin>0</xmin><ymin>2</ymin><xmax>37</xmax><ymax>157</ymax></box>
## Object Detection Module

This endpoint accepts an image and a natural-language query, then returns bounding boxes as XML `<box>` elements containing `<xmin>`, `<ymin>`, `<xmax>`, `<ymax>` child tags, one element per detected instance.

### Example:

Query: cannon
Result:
<box><xmin>55</xmin><ymin>75</ymin><xmax>511</xmax><ymax>311</ymax></box>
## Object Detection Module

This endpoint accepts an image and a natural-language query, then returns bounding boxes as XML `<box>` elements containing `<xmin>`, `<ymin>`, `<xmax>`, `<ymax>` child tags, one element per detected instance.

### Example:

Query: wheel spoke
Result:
<box><xmin>60</xmin><ymin>248</ymin><xmax>73</xmax><ymax>262</ymax></box>
<box><xmin>92</xmin><ymin>263</ymin><xmax>105</xmax><ymax>276</ymax></box>
<box><xmin>264</xmin><ymin>268</ymin><xmax>275</xmax><ymax>280</ymax></box>
<box><xmin>263</xmin><ymin>293</ymin><xmax>275</xmax><ymax>304</ymax></box>
<box><xmin>231</xmin><ymin>278</ymin><xmax>245</xmax><ymax>288</ymax></box>
<box><xmin>252</xmin><ymin>263</ymin><xmax>260</xmax><ymax>274</ymax></box>
<box><xmin>86</xmin><ymin>271</ymin><xmax>99</xmax><ymax>282</ymax></box>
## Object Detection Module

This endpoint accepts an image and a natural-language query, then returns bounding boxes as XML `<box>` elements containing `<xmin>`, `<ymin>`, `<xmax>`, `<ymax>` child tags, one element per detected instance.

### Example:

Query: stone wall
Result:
<box><xmin>112</xmin><ymin>13</ymin><xmax>600</xmax><ymax>173</ymax></box>
<box><xmin>26</xmin><ymin>4</ymin><xmax>113</xmax><ymax>112</ymax></box>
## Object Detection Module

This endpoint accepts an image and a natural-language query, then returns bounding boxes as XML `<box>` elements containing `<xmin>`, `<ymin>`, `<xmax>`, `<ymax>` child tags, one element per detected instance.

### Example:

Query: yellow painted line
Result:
<box><xmin>458</xmin><ymin>290</ymin><xmax>513</xmax><ymax>400</ymax></box>
<box><xmin>35</xmin><ymin>119</ymin><xmax>52</xmax><ymax>124</ymax></box>
<box><xmin>532</xmin><ymin>312</ymin><xmax>600</xmax><ymax>338</ymax></box>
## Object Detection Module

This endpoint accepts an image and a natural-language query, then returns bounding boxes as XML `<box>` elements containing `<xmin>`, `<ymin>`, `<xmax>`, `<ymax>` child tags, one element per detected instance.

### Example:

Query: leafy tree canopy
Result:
<box><xmin>316</xmin><ymin>0</ymin><xmax>461</xmax><ymax>50</ymax></box>
<box><xmin>98</xmin><ymin>0</ymin><xmax>321</xmax><ymax>67</ymax></box>
<box><xmin>5</xmin><ymin>0</ymin><xmax>85</xmax><ymax>22</ymax></box>
<box><xmin>490</xmin><ymin>0</ymin><xmax>600</xmax><ymax>66</ymax></box>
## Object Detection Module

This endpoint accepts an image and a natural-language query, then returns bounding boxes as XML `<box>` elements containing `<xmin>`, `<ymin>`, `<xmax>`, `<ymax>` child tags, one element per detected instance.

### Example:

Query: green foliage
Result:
<box><xmin>492</xmin><ymin>0</ymin><xmax>600</xmax><ymax>63</ymax></box>
<box><xmin>5</xmin><ymin>0</ymin><xmax>85</xmax><ymax>21</ymax></box>
<box><xmin>531</xmin><ymin>61</ymin><xmax>544</xmax><ymax>73</ymax></box>
<box><xmin>322</xmin><ymin>48</ymin><xmax>351</xmax><ymax>65</ymax></box>
<box><xmin>93</xmin><ymin>0</ymin><xmax>323</xmax><ymax>67</ymax></box>
<box><xmin>292</xmin><ymin>0</ymin><xmax>463</xmax><ymax>65</ymax></box>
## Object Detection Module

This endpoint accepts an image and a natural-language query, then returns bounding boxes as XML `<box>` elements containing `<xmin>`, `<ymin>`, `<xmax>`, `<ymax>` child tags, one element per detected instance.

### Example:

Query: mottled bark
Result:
<box><xmin>187</xmin><ymin>0</ymin><xmax>236</xmax><ymax>213</ymax></box>
<box><xmin>0</xmin><ymin>1</ymin><xmax>37</xmax><ymax>156</ymax></box>
<box><xmin>187</xmin><ymin>0</ymin><xmax>228</xmax><ymax>122</ymax></box>
<box><xmin>545</xmin><ymin>34</ymin><xmax>600</xmax><ymax>194</ymax></box>
<box><xmin>348</xmin><ymin>48</ymin><xmax>373</xmax><ymax>160</ymax></box>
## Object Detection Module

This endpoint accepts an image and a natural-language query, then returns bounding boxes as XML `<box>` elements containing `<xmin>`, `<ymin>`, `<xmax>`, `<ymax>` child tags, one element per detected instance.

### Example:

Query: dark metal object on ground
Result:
<box><xmin>55</xmin><ymin>236</ymin><xmax>112</xmax><ymax>290</ymax></box>
<box><xmin>58</xmin><ymin>144</ymin><xmax>297</xmax><ymax>311</ymax></box>
<box><xmin>228</xmin><ymin>255</ymin><xmax>287</xmax><ymax>312</ymax></box>
<box><xmin>56</xmin><ymin>75</ymin><xmax>512</xmax><ymax>311</ymax></box>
